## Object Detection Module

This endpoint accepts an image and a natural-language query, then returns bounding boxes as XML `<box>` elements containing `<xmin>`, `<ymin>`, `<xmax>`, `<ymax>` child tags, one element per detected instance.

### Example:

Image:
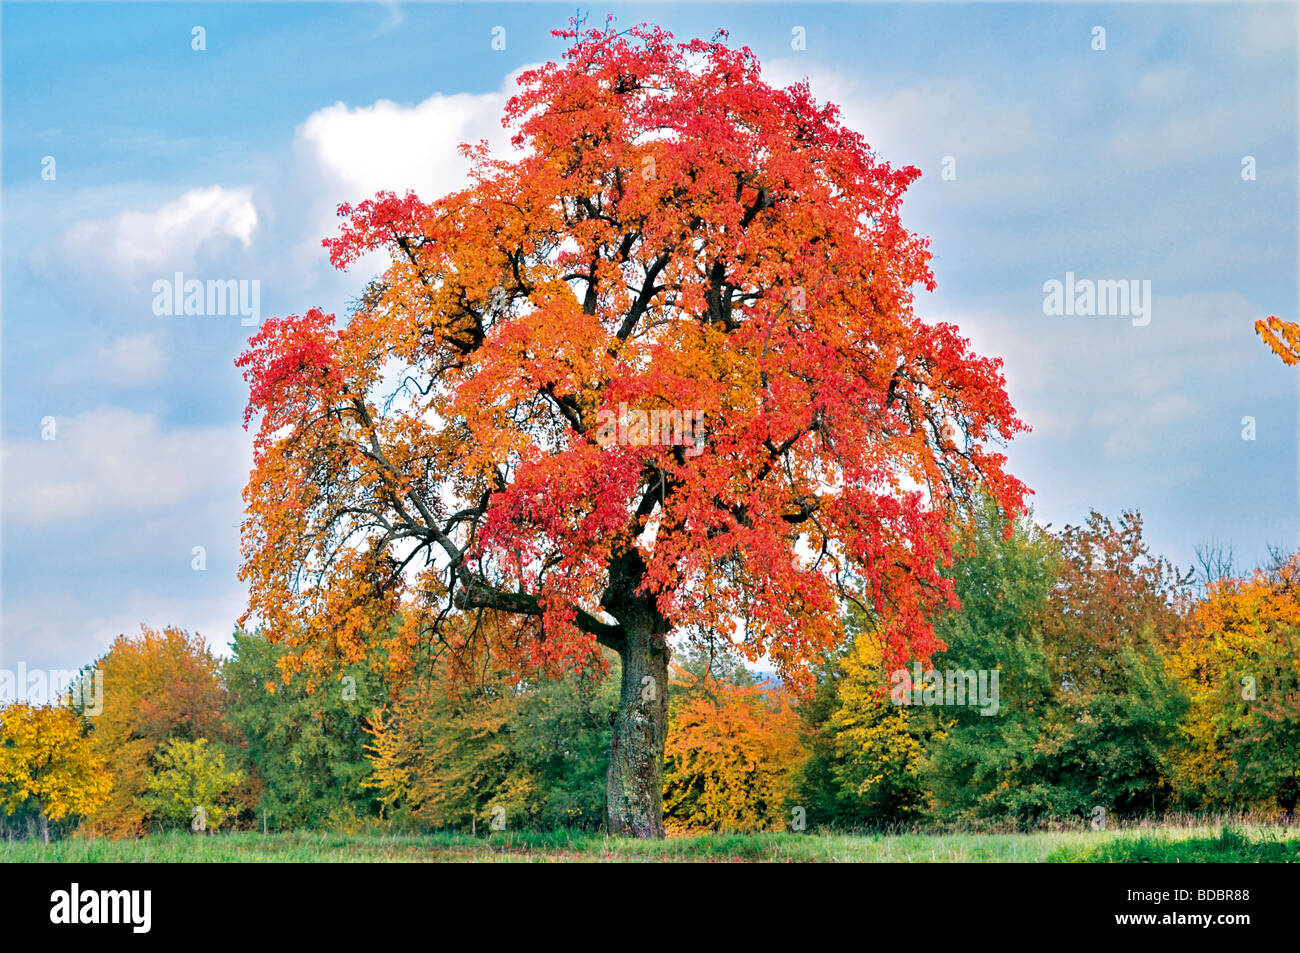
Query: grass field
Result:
<box><xmin>4</xmin><ymin>822</ymin><xmax>1297</xmax><ymax>862</ymax></box>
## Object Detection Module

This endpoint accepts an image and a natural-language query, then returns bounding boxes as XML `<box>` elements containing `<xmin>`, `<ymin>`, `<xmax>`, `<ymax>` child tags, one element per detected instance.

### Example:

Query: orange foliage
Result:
<box><xmin>1255</xmin><ymin>316</ymin><xmax>1300</xmax><ymax>366</ymax></box>
<box><xmin>663</xmin><ymin>666</ymin><xmax>805</xmax><ymax>831</ymax></box>
<box><xmin>82</xmin><ymin>626</ymin><xmax>236</xmax><ymax>837</ymax></box>
<box><xmin>235</xmin><ymin>23</ymin><xmax>1027</xmax><ymax>696</ymax></box>
<box><xmin>1169</xmin><ymin>556</ymin><xmax>1300</xmax><ymax>810</ymax></box>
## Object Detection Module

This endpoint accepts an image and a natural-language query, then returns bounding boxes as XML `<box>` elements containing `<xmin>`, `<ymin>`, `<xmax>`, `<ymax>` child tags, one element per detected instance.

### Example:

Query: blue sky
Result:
<box><xmin>2</xmin><ymin>2</ymin><xmax>1297</xmax><ymax>680</ymax></box>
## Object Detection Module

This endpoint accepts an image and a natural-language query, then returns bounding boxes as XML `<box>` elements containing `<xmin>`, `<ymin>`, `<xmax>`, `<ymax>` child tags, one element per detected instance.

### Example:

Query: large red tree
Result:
<box><xmin>237</xmin><ymin>23</ymin><xmax>1027</xmax><ymax>837</ymax></box>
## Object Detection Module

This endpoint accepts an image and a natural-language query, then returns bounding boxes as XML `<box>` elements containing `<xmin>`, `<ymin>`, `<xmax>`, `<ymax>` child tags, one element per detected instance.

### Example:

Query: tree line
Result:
<box><xmin>1</xmin><ymin>500</ymin><xmax>1296</xmax><ymax>839</ymax></box>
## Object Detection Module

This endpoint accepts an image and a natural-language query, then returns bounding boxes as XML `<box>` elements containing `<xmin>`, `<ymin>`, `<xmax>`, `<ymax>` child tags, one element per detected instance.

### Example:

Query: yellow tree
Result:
<box><xmin>362</xmin><ymin>708</ymin><xmax>419</xmax><ymax>820</ymax></box>
<box><xmin>0</xmin><ymin>703</ymin><xmax>110</xmax><ymax>843</ymax></box>
<box><xmin>362</xmin><ymin>662</ymin><xmax>529</xmax><ymax>829</ymax></box>
<box><xmin>1168</xmin><ymin>556</ymin><xmax>1300</xmax><ymax>812</ymax></box>
<box><xmin>663</xmin><ymin>666</ymin><xmax>805</xmax><ymax>832</ymax></box>
<box><xmin>826</xmin><ymin>635</ymin><xmax>933</xmax><ymax>818</ymax></box>
<box><xmin>142</xmin><ymin>738</ymin><xmax>247</xmax><ymax>832</ymax></box>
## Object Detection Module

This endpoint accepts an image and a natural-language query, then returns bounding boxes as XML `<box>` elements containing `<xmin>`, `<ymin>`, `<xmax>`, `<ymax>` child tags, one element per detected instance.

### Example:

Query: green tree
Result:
<box><xmin>223</xmin><ymin>630</ymin><xmax>385</xmax><ymax>829</ymax></box>
<box><xmin>797</xmin><ymin>500</ymin><xmax>1055</xmax><ymax>826</ymax></box>
<box><xmin>917</xmin><ymin>499</ymin><xmax>1058</xmax><ymax>822</ymax></box>
<box><xmin>1035</xmin><ymin>512</ymin><xmax>1188</xmax><ymax>818</ymax></box>
<box><xmin>508</xmin><ymin>662</ymin><xmax>618</xmax><ymax>830</ymax></box>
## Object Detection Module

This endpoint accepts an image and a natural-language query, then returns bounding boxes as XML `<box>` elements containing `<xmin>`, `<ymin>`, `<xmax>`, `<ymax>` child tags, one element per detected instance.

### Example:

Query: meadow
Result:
<box><xmin>4</xmin><ymin>821</ymin><xmax>1297</xmax><ymax>863</ymax></box>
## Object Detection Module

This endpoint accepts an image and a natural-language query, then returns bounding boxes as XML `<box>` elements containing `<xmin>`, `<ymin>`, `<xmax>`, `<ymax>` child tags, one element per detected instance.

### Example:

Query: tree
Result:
<box><xmin>816</xmin><ymin>634</ymin><xmax>930</xmax><ymax>823</ymax></box>
<box><xmin>79</xmin><ymin>625</ymin><xmax>238</xmax><ymax>836</ymax></box>
<box><xmin>800</xmin><ymin>499</ymin><xmax>1056</xmax><ymax>826</ymax></box>
<box><xmin>505</xmin><ymin>658</ymin><xmax>619</xmax><ymax>829</ymax></box>
<box><xmin>236</xmin><ymin>22</ymin><xmax>1027</xmax><ymax>836</ymax></box>
<box><xmin>1045</xmin><ymin>512</ymin><xmax>1188</xmax><ymax>688</ymax></box>
<box><xmin>1168</xmin><ymin>555</ymin><xmax>1300</xmax><ymax>812</ymax></box>
<box><xmin>0</xmin><ymin>703</ymin><xmax>111</xmax><ymax>843</ymax></box>
<box><xmin>917</xmin><ymin>499</ymin><xmax>1057</xmax><ymax>823</ymax></box>
<box><xmin>142</xmin><ymin>738</ymin><xmax>246</xmax><ymax>832</ymax></box>
<box><xmin>663</xmin><ymin>665</ymin><xmax>804</xmax><ymax>832</ymax></box>
<box><xmin>363</xmin><ymin>654</ymin><xmax>617</xmax><ymax>831</ymax></box>
<box><xmin>808</xmin><ymin>504</ymin><xmax>1192</xmax><ymax>826</ymax></box>
<box><xmin>364</xmin><ymin>661</ymin><xmax>527</xmax><ymax>830</ymax></box>
<box><xmin>224</xmin><ymin>630</ymin><xmax>386</xmax><ymax>828</ymax></box>
<box><xmin>1035</xmin><ymin>512</ymin><xmax>1188</xmax><ymax>818</ymax></box>
<box><xmin>1193</xmin><ymin>538</ymin><xmax>1235</xmax><ymax>598</ymax></box>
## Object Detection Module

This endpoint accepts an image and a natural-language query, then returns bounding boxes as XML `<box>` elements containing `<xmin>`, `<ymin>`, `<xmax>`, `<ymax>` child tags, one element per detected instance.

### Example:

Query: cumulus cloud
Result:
<box><xmin>3</xmin><ymin>407</ymin><xmax>250</xmax><ymax>525</ymax></box>
<box><xmin>31</xmin><ymin>69</ymin><xmax>534</xmax><ymax>312</ymax></box>
<box><xmin>300</xmin><ymin>93</ymin><xmax>500</xmax><ymax>201</ymax></box>
<box><xmin>275</xmin><ymin>68</ymin><xmax>534</xmax><ymax>268</ymax></box>
<box><xmin>53</xmin><ymin>185</ymin><xmax>257</xmax><ymax>284</ymax></box>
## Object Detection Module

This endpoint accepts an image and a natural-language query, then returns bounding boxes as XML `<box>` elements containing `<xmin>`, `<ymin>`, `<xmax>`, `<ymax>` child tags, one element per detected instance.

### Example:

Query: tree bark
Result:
<box><xmin>40</xmin><ymin>811</ymin><xmax>49</xmax><ymax>845</ymax></box>
<box><xmin>604</xmin><ymin>600</ymin><xmax>671</xmax><ymax>838</ymax></box>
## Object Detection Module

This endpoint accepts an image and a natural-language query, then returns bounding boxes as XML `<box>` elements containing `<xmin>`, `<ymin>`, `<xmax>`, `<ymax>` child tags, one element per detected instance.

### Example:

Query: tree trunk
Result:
<box><xmin>604</xmin><ymin>602</ymin><xmax>671</xmax><ymax>838</ymax></box>
<box><xmin>40</xmin><ymin>811</ymin><xmax>49</xmax><ymax>845</ymax></box>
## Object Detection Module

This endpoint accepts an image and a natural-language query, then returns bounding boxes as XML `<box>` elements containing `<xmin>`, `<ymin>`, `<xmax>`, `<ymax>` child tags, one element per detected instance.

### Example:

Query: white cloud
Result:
<box><xmin>3</xmin><ymin>407</ymin><xmax>250</xmax><ymax>525</ymax></box>
<box><xmin>56</xmin><ymin>185</ymin><xmax>256</xmax><ymax>282</ymax></box>
<box><xmin>284</xmin><ymin>69</ymin><xmax>533</xmax><ymax>256</ymax></box>
<box><xmin>299</xmin><ymin>94</ymin><xmax>494</xmax><ymax>201</ymax></box>
<box><xmin>97</xmin><ymin>333</ymin><xmax>167</xmax><ymax>383</ymax></box>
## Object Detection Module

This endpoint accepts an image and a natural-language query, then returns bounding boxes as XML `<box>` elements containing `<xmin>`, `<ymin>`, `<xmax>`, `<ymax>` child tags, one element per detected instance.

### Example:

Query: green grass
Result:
<box><xmin>1046</xmin><ymin>825</ymin><xmax>1300</xmax><ymax>863</ymax></box>
<box><xmin>3</xmin><ymin>822</ymin><xmax>1296</xmax><ymax>862</ymax></box>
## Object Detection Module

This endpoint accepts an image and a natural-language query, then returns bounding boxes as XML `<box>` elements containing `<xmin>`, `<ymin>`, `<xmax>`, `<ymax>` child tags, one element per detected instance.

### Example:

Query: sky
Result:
<box><xmin>1</xmin><ymin>1</ymin><xmax>1297</xmax><ymax>686</ymax></box>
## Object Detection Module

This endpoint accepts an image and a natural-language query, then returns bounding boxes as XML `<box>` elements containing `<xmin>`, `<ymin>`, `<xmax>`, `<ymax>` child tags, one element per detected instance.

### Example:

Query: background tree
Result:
<box><xmin>364</xmin><ymin>659</ymin><xmax>528</xmax><ymax>830</ymax></box>
<box><xmin>79</xmin><ymin>626</ymin><xmax>243</xmax><ymax>836</ymax></box>
<box><xmin>917</xmin><ymin>499</ymin><xmax>1057</xmax><ymax>823</ymax></box>
<box><xmin>224</xmin><ymin>630</ymin><xmax>385</xmax><ymax>829</ymax></box>
<box><xmin>1192</xmin><ymin>538</ymin><xmax>1235</xmax><ymax>598</ymax></box>
<box><xmin>504</xmin><ymin>657</ymin><xmax>619</xmax><ymax>829</ymax></box>
<box><xmin>1168</xmin><ymin>555</ymin><xmax>1300</xmax><ymax>812</ymax></box>
<box><xmin>237</xmin><ymin>22</ymin><xmax>1027</xmax><ymax>836</ymax></box>
<box><xmin>793</xmin><ymin>613</ymin><xmax>932</xmax><ymax>827</ymax></box>
<box><xmin>1034</xmin><ymin>512</ymin><xmax>1188</xmax><ymax>817</ymax></box>
<box><xmin>141</xmin><ymin>738</ymin><xmax>246</xmax><ymax>833</ymax></box>
<box><xmin>803</xmin><ymin>503</ymin><xmax>1195</xmax><ymax>826</ymax></box>
<box><xmin>0</xmin><ymin>703</ymin><xmax>110</xmax><ymax>843</ymax></box>
<box><xmin>820</xmin><ymin>635</ymin><xmax>930</xmax><ymax>823</ymax></box>
<box><xmin>663</xmin><ymin>664</ymin><xmax>804</xmax><ymax>832</ymax></box>
<box><xmin>363</xmin><ymin>653</ymin><xmax>616</xmax><ymax>830</ymax></box>
<box><xmin>799</xmin><ymin>499</ymin><xmax>1056</xmax><ymax>826</ymax></box>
